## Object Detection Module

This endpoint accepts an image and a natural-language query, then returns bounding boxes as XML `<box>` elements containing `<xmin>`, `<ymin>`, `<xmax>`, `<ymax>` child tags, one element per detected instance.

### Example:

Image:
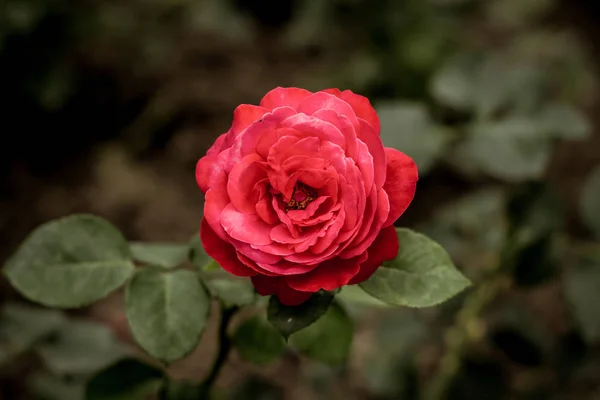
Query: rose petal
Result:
<box><xmin>357</xmin><ymin>119</ymin><xmax>386</xmax><ymax>189</ymax></box>
<box><xmin>348</xmin><ymin>225</ymin><xmax>399</xmax><ymax>284</ymax></box>
<box><xmin>341</xmin><ymin>188</ymin><xmax>390</xmax><ymax>259</ymax></box>
<box><xmin>260</xmin><ymin>87</ymin><xmax>313</xmax><ymax>111</ymax></box>
<box><xmin>312</xmin><ymin>109</ymin><xmax>358</xmax><ymax>159</ymax></box>
<box><xmin>340</xmin><ymin>90</ymin><xmax>381</xmax><ymax>133</ymax></box>
<box><xmin>252</xmin><ymin>275</ymin><xmax>313</xmax><ymax>306</ymax></box>
<box><xmin>220</xmin><ymin>203</ymin><xmax>273</xmax><ymax>245</ymax></box>
<box><xmin>281</xmin><ymin>113</ymin><xmax>347</xmax><ymax>152</ymax></box>
<box><xmin>383</xmin><ymin>148</ymin><xmax>418</xmax><ymax>227</ymax></box>
<box><xmin>231</xmin><ymin>104</ymin><xmax>268</xmax><ymax>135</ymax></box>
<box><xmin>200</xmin><ymin>219</ymin><xmax>256</xmax><ymax>277</ymax></box>
<box><xmin>238</xmin><ymin>106</ymin><xmax>298</xmax><ymax>158</ymax></box>
<box><xmin>298</xmin><ymin>92</ymin><xmax>360</xmax><ymax>131</ymax></box>
<box><xmin>255</xmin><ymin>186</ymin><xmax>279</xmax><ymax>224</ymax></box>
<box><xmin>204</xmin><ymin>189</ymin><xmax>230</xmax><ymax>241</ymax></box>
<box><xmin>227</xmin><ymin>153</ymin><xmax>266</xmax><ymax>214</ymax></box>
<box><xmin>285</xmin><ymin>255</ymin><xmax>363</xmax><ymax>292</ymax></box>
<box><xmin>257</xmin><ymin>259</ymin><xmax>319</xmax><ymax>275</ymax></box>
<box><xmin>233</xmin><ymin>240</ymin><xmax>282</xmax><ymax>265</ymax></box>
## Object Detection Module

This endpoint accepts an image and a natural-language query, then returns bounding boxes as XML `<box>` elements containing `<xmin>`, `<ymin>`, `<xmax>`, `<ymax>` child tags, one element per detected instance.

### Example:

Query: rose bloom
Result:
<box><xmin>196</xmin><ymin>87</ymin><xmax>418</xmax><ymax>305</ymax></box>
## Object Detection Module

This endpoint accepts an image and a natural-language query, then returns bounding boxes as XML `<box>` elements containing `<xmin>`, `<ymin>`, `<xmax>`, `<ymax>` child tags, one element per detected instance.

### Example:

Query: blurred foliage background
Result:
<box><xmin>2</xmin><ymin>0</ymin><xmax>600</xmax><ymax>398</ymax></box>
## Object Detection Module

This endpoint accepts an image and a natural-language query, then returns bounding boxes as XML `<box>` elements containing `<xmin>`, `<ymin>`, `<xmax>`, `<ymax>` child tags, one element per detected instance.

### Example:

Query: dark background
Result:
<box><xmin>1</xmin><ymin>0</ymin><xmax>600</xmax><ymax>399</ymax></box>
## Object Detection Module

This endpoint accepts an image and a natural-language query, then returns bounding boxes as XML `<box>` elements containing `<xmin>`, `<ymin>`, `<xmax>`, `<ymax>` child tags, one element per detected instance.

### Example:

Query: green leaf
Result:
<box><xmin>538</xmin><ymin>103</ymin><xmax>592</xmax><ymax>140</ymax></box>
<box><xmin>36</xmin><ymin>320</ymin><xmax>130</xmax><ymax>376</ymax></box>
<box><xmin>125</xmin><ymin>269</ymin><xmax>210</xmax><ymax>363</ymax></box>
<box><xmin>377</xmin><ymin>102</ymin><xmax>449</xmax><ymax>174</ymax></box>
<box><xmin>205</xmin><ymin>278</ymin><xmax>256</xmax><ymax>308</ymax></box>
<box><xmin>360</xmin><ymin>228</ymin><xmax>471</xmax><ymax>308</ymax></box>
<box><xmin>430</xmin><ymin>53</ymin><xmax>479</xmax><ymax>110</ymax></box>
<box><xmin>289</xmin><ymin>301</ymin><xmax>353</xmax><ymax>365</ymax></box>
<box><xmin>466</xmin><ymin>119</ymin><xmax>552</xmax><ymax>182</ymax></box>
<box><xmin>85</xmin><ymin>358</ymin><xmax>164</xmax><ymax>400</ymax></box>
<box><xmin>129</xmin><ymin>242</ymin><xmax>188</xmax><ymax>268</ymax></box>
<box><xmin>564</xmin><ymin>259</ymin><xmax>600</xmax><ymax>343</ymax></box>
<box><xmin>580</xmin><ymin>166</ymin><xmax>600</xmax><ymax>238</ymax></box>
<box><xmin>233</xmin><ymin>315</ymin><xmax>286</xmax><ymax>365</ymax></box>
<box><xmin>336</xmin><ymin>285</ymin><xmax>391</xmax><ymax>308</ymax></box>
<box><xmin>474</xmin><ymin>56</ymin><xmax>515</xmax><ymax>119</ymax></box>
<box><xmin>3</xmin><ymin>214</ymin><xmax>135</xmax><ymax>308</ymax></box>
<box><xmin>188</xmin><ymin>234</ymin><xmax>213</xmax><ymax>272</ymax></box>
<box><xmin>267</xmin><ymin>291</ymin><xmax>334</xmax><ymax>339</ymax></box>
<box><xmin>0</xmin><ymin>303</ymin><xmax>66</xmax><ymax>365</ymax></box>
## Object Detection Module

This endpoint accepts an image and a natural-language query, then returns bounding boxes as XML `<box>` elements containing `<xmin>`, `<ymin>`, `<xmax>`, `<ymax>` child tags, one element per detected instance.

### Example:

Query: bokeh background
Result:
<box><xmin>2</xmin><ymin>0</ymin><xmax>600</xmax><ymax>398</ymax></box>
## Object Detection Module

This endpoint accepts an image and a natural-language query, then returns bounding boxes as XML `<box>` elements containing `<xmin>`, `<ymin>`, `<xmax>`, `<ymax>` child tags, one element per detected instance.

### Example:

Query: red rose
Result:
<box><xmin>196</xmin><ymin>87</ymin><xmax>418</xmax><ymax>305</ymax></box>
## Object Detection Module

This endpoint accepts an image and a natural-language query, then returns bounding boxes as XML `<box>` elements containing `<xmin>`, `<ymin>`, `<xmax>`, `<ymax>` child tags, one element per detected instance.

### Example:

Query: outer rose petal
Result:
<box><xmin>348</xmin><ymin>225</ymin><xmax>399</xmax><ymax>284</ymax></box>
<box><xmin>323</xmin><ymin>88</ymin><xmax>381</xmax><ymax>133</ymax></box>
<box><xmin>260</xmin><ymin>87</ymin><xmax>313</xmax><ymax>111</ymax></box>
<box><xmin>231</xmin><ymin>104</ymin><xmax>268</xmax><ymax>135</ymax></box>
<box><xmin>383</xmin><ymin>148</ymin><xmax>418</xmax><ymax>227</ymax></box>
<box><xmin>298</xmin><ymin>92</ymin><xmax>360</xmax><ymax>131</ymax></box>
<box><xmin>200</xmin><ymin>218</ymin><xmax>256</xmax><ymax>277</ymax></box>
<box><xmin>251</xmin><ymin>275</ymin><xmax>313</xmax><ymax>306</ymax></box>
<box><xmin>196</xmin><ymin>155</ymin><xmax>216</xmax><ymax>193</ymax></box>
<box><xmin>340</xmin><ymin>90</ymin><xmax>381</xmax><ymax>133</ymax></box>
<box><xmin>285</xmin><ymin>255</ymin><xmax>364</xmax><ymax>292</ymax></box>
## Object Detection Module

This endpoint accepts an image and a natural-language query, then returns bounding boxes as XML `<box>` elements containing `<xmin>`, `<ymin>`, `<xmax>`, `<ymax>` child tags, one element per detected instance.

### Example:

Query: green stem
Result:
<box><xmin>200</xmin><ymin>304</ymin><xmax>238</xmax><ymax>396</ymax></box>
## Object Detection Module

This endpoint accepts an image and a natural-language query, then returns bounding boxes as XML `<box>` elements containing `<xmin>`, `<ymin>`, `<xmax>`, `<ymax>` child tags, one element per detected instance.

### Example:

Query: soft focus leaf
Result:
<box><xmin>565</xmin><ymin>259</ymin><xmax>600</xmax><ymax>343</ymax></box>
<box><xmin>185</xmin><ymin>0</ymin><xmax>254</xmax><ymax>42</ymax></box>
<box><xmin>267</xmin><ymin>291</ymin><xmax>334</xmax><ymax>339</ymax></box>
<box><xmin>85</xmin><ymin>358</ymin><xmax>164</xmax><ymax>400</ymax></box>
<box><xmin>28</xmin><ymin>373</ymin><xmax>85</xmax><ymax>400</ymax></box>
<box><xmin>466</xmin><ymin>119</ymin><xmax>552</xmax><ymax>182</ymax></box>
<box><xmin>188</xmin><ymin>233</ymin><xmax>213</xmax><ymax>272</ymax></box>
<box><xmin>289</xmin><ymin>302</ymin><xmax>353</xmax><ymax>365</ymax></box>
<box><xmin>205</xmin><ymin>278</ymin><xmax>256</xmax><ymax>308</ymax></box>
<box><xmin>486</xmin><ymin>0</ymin><xmax>554</xmax><ymax>29</ymax></box>
<box><xmin>0</xmin><ymin>303</ymin><xmax>66</xmax><ymax>365</ymax></box>
<box><xmin>129</xmin><ymin>242</ymin><xmax>188</xmax><ymax>268</ymax></box>
<box><xmin>36</xmin><ymin>320</ymin><xmax>130</xmax><ymax>376</ymax></box>
<box><xmin>162</xmin><ymin>380</ymin><xmax>206</xmax><ymax>400</ymax></box>
<box><xmin>3</xmin><ymin>214</ymin><xmax>134</xmax><ymax>308</ymax></box>
<box><xmin>507</xmin><ymin>182</ymin><xmax>564</xmax><ymax>249</ymax></box>
<box><xmin>125</xmin><ymin>269</ymin><xmax>210</xmax><ymax>363</ymax></box>
<box><xmin>363</xmin><ymin>312</ymin><xmax>424</xmax><ymax>397</ymax></box>
<box><xmin>474</xmin><ymin>56</ymin><xmax>515</xmax><ymax>119</ymax></box>
<box><xmin>360</xmin><ymin>228</ymin><xmax>471</xmax><ymax>307</ymax></box>
<box><xmin>378</xmin><ymin>102</ymin><xmax>449</xmax><ymax>174</ymax></box>
<box><xmin>228</xmin><ymin>377</ymin><xmax>284</xmax><ymax>400</ymax></box>
<box><xmin>539</xmin><ymin>103</ymin><xmax>592</xmax><ymax>140</ymax></box>
<box><xmin>420</xmin><ymin>188</ymin><xmax>508</xmax><ymax>264</ymax></box>
<box><xmin>233</xmin><ymin>315</ymin><xmax>286</xmax><ymax>365</ymax></box>
<box><xmin>430</xmin><ymin>53</ymin><xmax>479</xmax><ymax>109</ymax></box>
<box><xmin>580</xmin><ymin>166</ymin><xmax>600</xmax><ymax>238</ymax></box>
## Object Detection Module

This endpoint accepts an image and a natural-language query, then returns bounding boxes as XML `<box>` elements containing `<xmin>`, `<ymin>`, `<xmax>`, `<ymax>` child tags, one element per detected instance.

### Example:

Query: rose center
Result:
<box><xmin>286</xmin><ymin>183</ymin><xmax>317</xmax><ymax>210</ymax></box>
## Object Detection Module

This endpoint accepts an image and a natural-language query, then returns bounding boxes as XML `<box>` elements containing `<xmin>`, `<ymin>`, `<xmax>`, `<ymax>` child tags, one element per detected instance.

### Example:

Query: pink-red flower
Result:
<box><xmin>196</xmin><ymin>87</ymin><xmax>418</xmax><ymax>305</ymax></box>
